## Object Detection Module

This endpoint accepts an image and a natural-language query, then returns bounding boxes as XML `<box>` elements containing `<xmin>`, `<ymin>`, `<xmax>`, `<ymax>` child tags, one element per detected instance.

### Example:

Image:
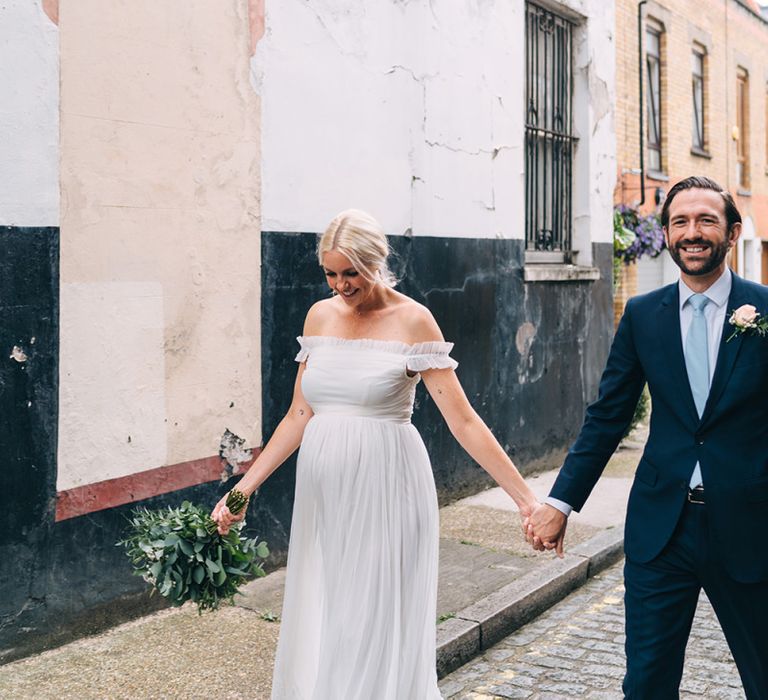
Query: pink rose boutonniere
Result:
<box><xmin>726</xmin><ymin>304</ymin><xmax>768</xmax><ymax>342</ymax></box>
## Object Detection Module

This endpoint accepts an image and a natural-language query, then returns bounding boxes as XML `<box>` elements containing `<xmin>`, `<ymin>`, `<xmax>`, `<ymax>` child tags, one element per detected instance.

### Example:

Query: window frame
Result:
<box><xmin>691</xmin><ymin>46</ymin><xmax>706</xmax><ymax>153</ymax></box>
<box><xmin>524</xmin><ymin>1</ymin><xmax>577</xmax><ymax>262</ymax></box>
<box><xmin>645</xmin><ymin>25</ymin><xmax>663</xmax><ymax>174</ymax></box>
<box><xmin>735</xmin><ymin>67</ymin><xmax>750</xmax><ymax>191</ymax></box>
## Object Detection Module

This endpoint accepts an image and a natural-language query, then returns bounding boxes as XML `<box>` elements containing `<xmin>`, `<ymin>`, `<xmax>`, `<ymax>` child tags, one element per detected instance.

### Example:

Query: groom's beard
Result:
<box><xmin>669</xmin><ymin>236</ymin><xmax>730</xmax><ymax>276</ymax></box>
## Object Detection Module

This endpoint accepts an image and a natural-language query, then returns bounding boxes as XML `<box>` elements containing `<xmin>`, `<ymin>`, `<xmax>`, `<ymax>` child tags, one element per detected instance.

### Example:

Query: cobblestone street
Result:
<box><xmin>439</xmin><ymin>561</ymin><xmax>744</xmax><ymax>699</ymax></box>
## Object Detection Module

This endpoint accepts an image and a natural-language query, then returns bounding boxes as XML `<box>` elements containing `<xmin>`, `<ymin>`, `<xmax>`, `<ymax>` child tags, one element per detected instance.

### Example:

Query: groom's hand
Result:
<box><xmin>526</xmin><ymin>503</ymin><xmax>568</xmax><ymax>558</ymax></box>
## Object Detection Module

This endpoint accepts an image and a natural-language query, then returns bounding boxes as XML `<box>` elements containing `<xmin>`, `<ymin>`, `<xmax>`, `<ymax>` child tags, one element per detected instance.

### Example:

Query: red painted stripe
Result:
<box><xmin>55</xmin><ymin>451</ymin><xmax>260</xmax><ymax>522</ymax></box>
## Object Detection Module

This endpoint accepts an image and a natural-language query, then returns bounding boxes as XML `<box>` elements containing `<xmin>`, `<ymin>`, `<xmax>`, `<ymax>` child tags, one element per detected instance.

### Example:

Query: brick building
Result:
<box><xmin>615</xmin><ymin>0</ymin><xmax>768</xmax><ymax>304</ymax></box>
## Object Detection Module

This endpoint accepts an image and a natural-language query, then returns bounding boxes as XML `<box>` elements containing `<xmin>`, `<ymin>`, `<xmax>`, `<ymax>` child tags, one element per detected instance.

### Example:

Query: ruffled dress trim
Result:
<box><xmin>295</xmin><ymin>335</ymin><xmax>458</xmax><ymax>371</ymax></box>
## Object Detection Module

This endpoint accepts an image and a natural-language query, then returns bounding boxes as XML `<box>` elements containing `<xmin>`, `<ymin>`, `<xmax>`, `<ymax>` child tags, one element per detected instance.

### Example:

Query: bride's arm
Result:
<box><xmin>212</xmin><ymin>362</ymin><xmax>314</xmax><ymax>533</ymax></box>
<box><xmin>422</xmin><ymin>368</ymin><xmax>538</xmax><ymax>519</ymax></box>
<box><xmin>407</xmin><ymin>307</ymin><xmax>539</xmax><ymax>520</ymax></box>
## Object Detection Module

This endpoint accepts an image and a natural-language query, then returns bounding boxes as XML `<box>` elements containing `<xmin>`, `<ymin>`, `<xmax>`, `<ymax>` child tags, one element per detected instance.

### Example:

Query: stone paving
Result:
<box><xmin>439</xmin><ymin>560</ymin><xmax>744</xmax><ymax>699</ymax></box>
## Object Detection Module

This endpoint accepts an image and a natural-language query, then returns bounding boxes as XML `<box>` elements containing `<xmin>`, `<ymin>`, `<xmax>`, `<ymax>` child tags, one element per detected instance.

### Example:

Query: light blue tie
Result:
<box><xmin>685</xmin><ymin>293</ymin><xmax>709</xmax><ymax>488</ymax></box>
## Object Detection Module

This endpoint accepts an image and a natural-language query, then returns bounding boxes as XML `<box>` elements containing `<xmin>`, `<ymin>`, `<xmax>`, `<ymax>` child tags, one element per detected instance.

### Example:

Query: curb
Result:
<box><xmin>435</xmin><ymin>527</ymin><xmax>624</xmax><ymax>678</ymax></box>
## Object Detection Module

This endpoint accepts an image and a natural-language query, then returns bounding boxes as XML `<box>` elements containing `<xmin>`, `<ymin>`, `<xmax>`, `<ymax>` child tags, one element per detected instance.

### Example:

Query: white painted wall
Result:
<box><xmin>565</xmin><ymin>0</ymin><xmax>616</xmax><ymax>261</ymax></box>
<box><xmin>738</xmin><ymin>216</ymin><xmax>762</xmax><ymax>283</ymax></box>
<box><xmin>256</xmin><ymin>0</ymin><xmax>615</xmax><ymax>248</ymax></box>
<box><xmin>636</xmin><ymin>252</ymin><xmax>679</xmax><ymax>294</ymax></box>
<box><xmin>0</xmin><ymin>1</ymin><xmax>59</xmax><ymax>226</ymax></box>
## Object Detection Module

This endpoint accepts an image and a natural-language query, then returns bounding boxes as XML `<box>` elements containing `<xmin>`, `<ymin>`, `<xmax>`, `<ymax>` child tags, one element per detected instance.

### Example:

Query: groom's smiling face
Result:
<box><xmin>663</xmin><ymin>188</ymin><xmax>740</xmax><ymax>278</ymax></box>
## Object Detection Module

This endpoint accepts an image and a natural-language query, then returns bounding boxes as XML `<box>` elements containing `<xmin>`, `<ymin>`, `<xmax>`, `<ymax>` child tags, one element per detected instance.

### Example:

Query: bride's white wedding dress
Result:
<box><xmin>270</xmin><ymin>335</ymin><xmax>457</xmax><ymax>700</ymax></box>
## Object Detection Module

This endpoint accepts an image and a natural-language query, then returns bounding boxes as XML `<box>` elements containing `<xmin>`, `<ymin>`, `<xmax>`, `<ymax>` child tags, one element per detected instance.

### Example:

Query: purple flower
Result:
<box><xmin>614</xmin><ymin>206</ymin><xmax>665</xmax><ymax>264</ymax></box>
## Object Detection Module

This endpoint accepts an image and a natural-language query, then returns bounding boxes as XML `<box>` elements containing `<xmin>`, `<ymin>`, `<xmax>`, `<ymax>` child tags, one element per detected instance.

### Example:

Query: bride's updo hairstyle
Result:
<box><xmin>318</xmin><ymin>209</ymin><xmax>398</xmax><ymax>288</ymax></box>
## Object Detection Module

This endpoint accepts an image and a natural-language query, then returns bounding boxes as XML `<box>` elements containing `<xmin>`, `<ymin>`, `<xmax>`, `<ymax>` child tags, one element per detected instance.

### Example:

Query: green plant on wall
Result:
<box><xmin>613</xmin><ymin>209</ymin><xmax>636</xmax><ymax>290</ymax></box>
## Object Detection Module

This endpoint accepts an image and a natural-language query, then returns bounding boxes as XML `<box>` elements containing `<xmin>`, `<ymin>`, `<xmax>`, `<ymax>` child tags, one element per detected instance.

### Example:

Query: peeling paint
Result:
<box><xmin>248</xmin><ymin>0</ymin><xmax>265</xmax><ymax>56</ymax></box>
<box><xmin>219</xmin><ymin>428</ymin><xmax>253</xmax><ymax>481</ymax></box>
<box><xmin>515</xmin><ymin>322</ymin><xmax>537</xmax><ymax>357</ymax></box>
<box><xmin>41</xmin><ymin>0</ymin><xmax>59</xmax><ymax>26</ymax></box>
<box><xmin>10</xmin><ymin>346</ymin><xmax>28</xmax><ymax>363</ymax></box>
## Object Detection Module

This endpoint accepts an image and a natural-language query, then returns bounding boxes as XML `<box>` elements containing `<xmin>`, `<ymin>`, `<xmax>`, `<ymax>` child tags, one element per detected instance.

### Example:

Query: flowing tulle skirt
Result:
<box><xmin>271</xmin><ymin>414</ymin><xmax>442</xmax><ymax>700</ymax></box>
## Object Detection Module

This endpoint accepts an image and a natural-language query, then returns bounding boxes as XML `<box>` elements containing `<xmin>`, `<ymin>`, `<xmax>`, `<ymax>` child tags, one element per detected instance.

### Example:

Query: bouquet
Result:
<box><xmin>119</xmin><ymin>490</ymin><xmax>268</xmax><ymax>612</ymax></box>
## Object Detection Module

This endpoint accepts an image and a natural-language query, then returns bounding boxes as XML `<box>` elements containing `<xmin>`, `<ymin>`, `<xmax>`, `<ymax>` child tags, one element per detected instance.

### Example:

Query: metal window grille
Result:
<box><xmin>645</xmin><ymin>27</ymin><xmax>662</xmax><ymax>172</ymax></box>
<box><xmin>525</xmin><ymin>2</ymin><xmax>575</xmax><ymax>257</ymax></box>
<box><xmin>691</xmin><ymin>50</ymin><xmax>705</xmax><ymax>150</ymax></box>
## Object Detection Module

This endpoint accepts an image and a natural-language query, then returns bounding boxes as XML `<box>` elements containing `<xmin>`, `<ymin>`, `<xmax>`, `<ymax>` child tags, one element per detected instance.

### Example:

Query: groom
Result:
<box><xmin>527</xmin><ymin>176</ymin><xmax>768</xmax><ymax>698</ymax></box>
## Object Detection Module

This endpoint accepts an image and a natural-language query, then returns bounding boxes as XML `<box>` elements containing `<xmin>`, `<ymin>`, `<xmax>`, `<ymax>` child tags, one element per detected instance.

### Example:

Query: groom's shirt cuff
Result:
<box><xmin>545</xmin><ymin>497</ymin><xmax>573</xmax><ymax>517</ymax></box>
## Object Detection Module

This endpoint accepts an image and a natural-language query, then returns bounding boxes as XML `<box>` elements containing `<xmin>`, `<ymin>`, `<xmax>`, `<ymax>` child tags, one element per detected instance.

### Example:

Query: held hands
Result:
<box><xmin>523</xmin><ymin>503</ymin><xmax>568</xmax><ymax>558</ymax></box>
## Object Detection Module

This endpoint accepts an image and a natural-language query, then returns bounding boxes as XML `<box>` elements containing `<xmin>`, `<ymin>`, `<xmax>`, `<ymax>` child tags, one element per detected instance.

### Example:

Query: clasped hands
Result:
<box><xmin>521</xmin><ymin>503</ymin><xmax>568</xmax><ymax>558</ymax></box>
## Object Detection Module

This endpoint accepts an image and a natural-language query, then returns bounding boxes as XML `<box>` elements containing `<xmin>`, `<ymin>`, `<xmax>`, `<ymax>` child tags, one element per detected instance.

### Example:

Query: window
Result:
<box><xmin>645</xmin><ymin>26</ymin><xmax>663</xmax><ymax>172</ymax></box>
<box><xmin>736</xmin><ymin>67</ymin><xmax>749</xmax><ymax>190</ymax></box>
<box><xmin>524</xmin><ymin>2</ymin><xmax>576</xmax><ymax>258</ymax></box>
<box><xmin>691</xmin><ymin>47</ymin><xmax>705</xmax><ymax>152</ymax></box>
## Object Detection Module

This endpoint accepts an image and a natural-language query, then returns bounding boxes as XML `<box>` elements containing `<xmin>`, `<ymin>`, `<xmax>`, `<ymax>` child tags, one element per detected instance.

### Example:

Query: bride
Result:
<box><xmin>213</xmin><ymin>209</ymin><xmax>544</xmax><ymax>699</ymax></box>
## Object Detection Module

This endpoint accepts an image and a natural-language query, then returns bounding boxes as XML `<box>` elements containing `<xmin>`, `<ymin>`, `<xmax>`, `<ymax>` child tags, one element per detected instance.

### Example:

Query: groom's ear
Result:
<box><xmin>727</xmin><ymin>222</ymin><xmax>742</xmax><ymax>247</ymax></box>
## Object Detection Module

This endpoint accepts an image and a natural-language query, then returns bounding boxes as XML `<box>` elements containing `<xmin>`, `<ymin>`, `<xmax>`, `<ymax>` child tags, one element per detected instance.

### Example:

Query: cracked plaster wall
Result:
<box><xmin>256</xmin><ymin>0</ymin><xmax>615</xmax><ymax>248</ymax></box>
<box><xmin>58</xmin><ymin>0</ymin><xmax>262</xmax><ymax>490</ymax></box>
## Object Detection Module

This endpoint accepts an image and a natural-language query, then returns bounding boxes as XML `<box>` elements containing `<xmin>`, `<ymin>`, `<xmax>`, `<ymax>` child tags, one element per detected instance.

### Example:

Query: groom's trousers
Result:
<box><xmin>622</xmin><ymin>496</ymin><xmax>768</xmax><ymax>700</ymax></box>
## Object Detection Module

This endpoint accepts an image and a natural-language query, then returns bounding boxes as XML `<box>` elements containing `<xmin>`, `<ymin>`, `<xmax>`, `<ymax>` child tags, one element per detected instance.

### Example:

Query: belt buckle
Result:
<box><xmin>687</xmin><ymin>486</ymin><xmax>705</xmax><ymax>505</ymax></box>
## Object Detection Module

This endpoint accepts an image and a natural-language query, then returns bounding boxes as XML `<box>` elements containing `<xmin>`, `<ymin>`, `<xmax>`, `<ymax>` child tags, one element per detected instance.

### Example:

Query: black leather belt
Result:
<box><xmin>687</xmin><ymin>485</ymin><xmax>705</xmax><ymax>505</ymax></box>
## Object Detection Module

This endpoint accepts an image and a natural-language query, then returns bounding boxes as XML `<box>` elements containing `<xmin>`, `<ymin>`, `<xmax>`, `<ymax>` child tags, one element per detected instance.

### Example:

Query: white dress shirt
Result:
<box><xmin>546</xmin><ymin>268</ymin><xmax>732</xmax><ymax>517</ymax></box>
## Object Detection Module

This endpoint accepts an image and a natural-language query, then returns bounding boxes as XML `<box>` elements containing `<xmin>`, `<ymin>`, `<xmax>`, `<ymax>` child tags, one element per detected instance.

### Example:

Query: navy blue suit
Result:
<box><xmin>550</xmin><ymin>273</ymin><xmax>768</xmax><ymax>698</ymax></box>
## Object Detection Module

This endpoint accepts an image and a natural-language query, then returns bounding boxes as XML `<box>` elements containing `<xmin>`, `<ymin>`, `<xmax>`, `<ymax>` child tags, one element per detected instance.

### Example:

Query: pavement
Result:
<box><xmin>0</xmin><ymin>432</ymin><xmax>644</xmax><ymax>700</ymax></box>
<box><xmin>439</xmin><ymin>561</ymin><xmax>742</xmax><ymax>699</ymax></box>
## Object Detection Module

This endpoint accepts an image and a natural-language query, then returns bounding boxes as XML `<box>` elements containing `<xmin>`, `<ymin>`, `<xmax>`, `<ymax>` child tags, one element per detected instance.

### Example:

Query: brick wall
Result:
<box><xmin>616</xmin><ymin>0</ymin><xmax>768</xmax><ymax>206</ymax></box>
<box><xmin>614</xmin><ymin>0</ymin><xmax>768</xmax><ymax>312</ymax></box>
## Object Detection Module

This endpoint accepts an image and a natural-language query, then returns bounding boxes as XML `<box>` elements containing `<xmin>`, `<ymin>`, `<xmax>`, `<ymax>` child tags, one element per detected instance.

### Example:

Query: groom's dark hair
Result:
<box><xmin>660</xmin><ymin>176</ymin><xmax>742</xmax><ymax>234</ymax></box>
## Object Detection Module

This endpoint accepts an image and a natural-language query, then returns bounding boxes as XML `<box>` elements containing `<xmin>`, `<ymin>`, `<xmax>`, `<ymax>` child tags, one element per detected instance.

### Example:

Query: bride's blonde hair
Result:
<box><xmin>318</xmin><ymin>209</ymin><xmax>398</xmax><ymax>288</ymax></box>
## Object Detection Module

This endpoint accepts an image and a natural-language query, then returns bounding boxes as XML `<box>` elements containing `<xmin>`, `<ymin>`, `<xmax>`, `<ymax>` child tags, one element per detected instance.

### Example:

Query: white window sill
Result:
<box><xmin>523</xmin><ymin>264</ymin><xmax>601</xmax><ymax>282</ymax></box>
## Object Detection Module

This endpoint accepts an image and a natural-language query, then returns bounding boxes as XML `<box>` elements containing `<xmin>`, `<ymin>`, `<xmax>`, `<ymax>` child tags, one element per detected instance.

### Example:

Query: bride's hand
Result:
<box><xmin>211</xmin><ymin>494</ymin><xmax>245</xmax><ymax>535</ymax></box>
<box><xmin>519</xmin><ymin>499</ymin><xmax>543</xmax><ymax>547</ymax></box>
<box><xmin>519</xmin><ymin>500</ymin><xmax>558</xmax><ymax>553</ymax></box>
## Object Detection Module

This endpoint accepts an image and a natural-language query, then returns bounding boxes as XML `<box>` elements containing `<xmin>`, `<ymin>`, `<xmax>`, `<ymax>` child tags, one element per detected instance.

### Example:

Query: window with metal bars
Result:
<box><xmin>645</xmin><ymin>26</ymin><xmax>662</xmax><ymax>173</ymax></box>
<box><xmin>524</xmin><ymin>2</ymin><xmax>575</xmax><ymax>259</ymax></box>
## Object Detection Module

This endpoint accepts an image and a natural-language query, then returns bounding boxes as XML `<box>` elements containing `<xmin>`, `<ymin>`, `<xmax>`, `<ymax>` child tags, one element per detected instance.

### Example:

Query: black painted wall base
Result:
<box><xmin>0</xmin><ymin>226</ymin><xmax>59</xmax><ymax>661</ymax></box>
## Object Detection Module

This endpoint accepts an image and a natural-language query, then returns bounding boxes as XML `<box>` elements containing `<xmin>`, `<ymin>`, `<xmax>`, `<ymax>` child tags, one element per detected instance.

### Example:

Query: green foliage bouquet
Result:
<box><xmin>119</xmin><ymin>494</ymin><xmax>268</xmax><ymax>612</ymax></box>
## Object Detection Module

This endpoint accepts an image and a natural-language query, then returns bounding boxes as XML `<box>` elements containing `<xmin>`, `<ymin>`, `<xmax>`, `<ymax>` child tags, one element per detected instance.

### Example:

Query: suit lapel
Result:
<box><xmin>700</xmin><ymin>274</ymin><xmax>746</xmax><ymax>425</ymax></box>
<box><xmin>658</xmin><ymin>284</ymin><xmax>700</xmax><ymax>425</ymax></box>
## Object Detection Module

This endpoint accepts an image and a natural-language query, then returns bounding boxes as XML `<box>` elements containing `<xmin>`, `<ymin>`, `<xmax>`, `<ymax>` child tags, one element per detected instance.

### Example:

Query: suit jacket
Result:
<box><xmin>550</xmin><ymin>273</ymin><xmax>768</xmax><ymax>583</ymax></box>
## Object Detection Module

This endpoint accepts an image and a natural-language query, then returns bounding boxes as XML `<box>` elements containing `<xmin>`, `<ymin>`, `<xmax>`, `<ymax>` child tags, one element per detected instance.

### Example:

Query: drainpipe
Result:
<box><xmin>638</xmin><ymin>0</ymin><xmax>647</xmax><ymax>206</ymax></box>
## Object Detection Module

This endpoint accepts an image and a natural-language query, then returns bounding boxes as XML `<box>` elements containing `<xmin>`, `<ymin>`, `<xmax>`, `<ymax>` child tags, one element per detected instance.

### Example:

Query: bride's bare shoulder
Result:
<box><xmin>395</xmin><ymin>296</ymin><xmax>445</xmax><ymax>343</ymax></box>
<box><xmin>303</xmin><ymin>297</ymin><xmax>340</xmax><ymax>335</ymax></box>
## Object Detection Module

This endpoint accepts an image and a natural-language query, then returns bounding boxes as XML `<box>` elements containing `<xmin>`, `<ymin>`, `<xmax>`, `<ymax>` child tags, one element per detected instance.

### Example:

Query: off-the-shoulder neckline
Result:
<box><xmin>297</xmin><ymin>335</ymin><xmax>453</xmax><ymax>353</ymax></box>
